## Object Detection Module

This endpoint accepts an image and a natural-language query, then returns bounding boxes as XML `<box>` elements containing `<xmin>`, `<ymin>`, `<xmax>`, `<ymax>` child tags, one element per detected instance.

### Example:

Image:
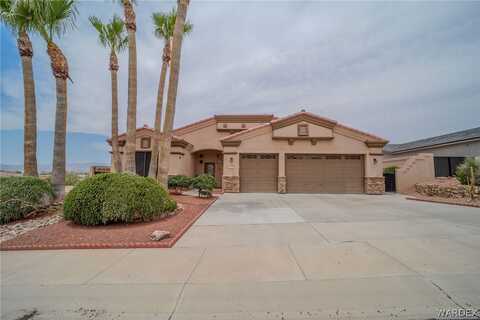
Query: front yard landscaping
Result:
<box><xmin>406</xmin><ymin>157</ymin><xmax>480</xmax><ymax>208</ymax></box>
<box><xmin>0</xmin><ymin>194</ymin><xmax>216</xmax><ymax>250</ymax></box>
<box><xmin>0</xmin><ymin>173</ymin><xmax>218</xmax><ymax>250</ymax></box>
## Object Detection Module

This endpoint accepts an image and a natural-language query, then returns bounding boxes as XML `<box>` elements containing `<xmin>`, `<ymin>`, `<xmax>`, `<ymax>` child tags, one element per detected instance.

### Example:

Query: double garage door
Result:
<box><xmin>286</xmin><ymin>154</ymin><xmax>364</xmax><ymax>193</ymax></box>
<box><xmin>239</xmin><ymin>153</ymin><xmax>364</xmax><ymax>193</ymax></box>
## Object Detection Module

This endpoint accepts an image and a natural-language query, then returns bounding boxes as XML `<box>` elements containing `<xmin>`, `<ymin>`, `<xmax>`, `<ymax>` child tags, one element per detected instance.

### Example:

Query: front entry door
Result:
<box><xmin>204</xmin><ymin>162</ymin><xmax>215</xmax><ymax>177</ymax></box>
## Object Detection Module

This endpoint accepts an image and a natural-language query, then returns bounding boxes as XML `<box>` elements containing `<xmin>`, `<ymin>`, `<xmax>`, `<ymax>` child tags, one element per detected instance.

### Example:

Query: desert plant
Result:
<box><xmin>120</xmin><ymin>0</ymin><xmax>137</xmax><ymax>173</ymax></box>
<box><xmin>89</xmin><ymin>14</ymin><xmax>128</xmax><ymax>173</ymax></box>
<box><xmin>455</xmin><ymin>157</ymin><xmax>479</xmax><ymax>186</ymax></box>
<box><xmin>191</xmin><ymin>174</ymin><xmax>215</xmax><ymax>197</ymax></box>
<box><xmin>157</xmin><ymin>0</ymin><xmax>190</xmax><ymax>186</ymax></box>
<box><xmin>63</xmin><ymin>173</ymin><xmax>176</xmax><ymax>226</ymax></box>
<box><xmin>65</xmin><ymin>172</ymin><xmax>82</xmax><ymax>186</ymax></box>
<box><xmin>32</xmin><ymin>0</ymin><xmax>78</xmax><ymax>199</ymax></box>
<box><xmin>148</xmin><ymin>9</ymin><xmax>192</xmax><ymax>179</ymax></box>
<box><xmin>168</xmin><ymin>175</ymin><xmax>192</xmax><ymax>194</ymax></box>
<box><xmin>0</xmin><ymin>176</ymin><xmax>54</xmax><ymax>224</ymax></box>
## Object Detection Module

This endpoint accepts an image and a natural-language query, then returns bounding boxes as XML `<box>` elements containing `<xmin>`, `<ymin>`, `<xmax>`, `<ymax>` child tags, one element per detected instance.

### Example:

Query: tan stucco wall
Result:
<box><xmin>216</xmin><ymin>122</ymin><xmax>266</xmax><ymax>131</ymax></box>
<box><xmin>383</xmin><ymin>153</ymin><xmax>435</xmax><ymax>193</ymax></box>
<box><xmin>176</xmin><ymin>122</ymin><xmax>230</xmax><ymax>152</ymax></box>
<box><xmin>114</xmin><ymin>133</ymin><xmax>193</xmax><ymax>175</ymax></box>
<box><xmin>272</xmin><ymin>121</ymin><xmax>333</xmax><ymax>138</ymax></box>
<box><xmin>222</xmin><ymin>125</ymin><xmax>384</xmax><ymax>185</ymax></box>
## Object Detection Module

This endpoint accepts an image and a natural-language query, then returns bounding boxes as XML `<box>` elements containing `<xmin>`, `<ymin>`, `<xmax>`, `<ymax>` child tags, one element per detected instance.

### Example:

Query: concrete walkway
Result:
<box><xmin>2</xmin><ymin>193</ymin><xmax>480</xmax><ymax>319</ymax></box>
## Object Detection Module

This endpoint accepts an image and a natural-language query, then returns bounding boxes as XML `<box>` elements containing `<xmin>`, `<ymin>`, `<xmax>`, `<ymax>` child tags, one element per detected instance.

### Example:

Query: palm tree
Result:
<box><xmin>33</xmin><ymin>0</ymin><xmax>77</xmax><ymax>199</ymax></box>
<box><xmin>157</xmin><ymin>0</ymin><xmax>190</xmax><ymax>186</ymax></box>
<box><xmin>148</xmin><ymin>9</ymin><xmax>192</xmax><ymax>179</ymax></box>
<box><xmin>121</xmin><ymin>0</ymin><xmax>137</xmax><ymax>173</ymax></box>
<box><xmin>0</xmin><ymin>0</ymin><xmax>38</xmax><ymax>176</ymax></box>
<box><xmin>89</xmin><ymin>15</ymin><xmax>127</xmax><ymax>173</ymax></box>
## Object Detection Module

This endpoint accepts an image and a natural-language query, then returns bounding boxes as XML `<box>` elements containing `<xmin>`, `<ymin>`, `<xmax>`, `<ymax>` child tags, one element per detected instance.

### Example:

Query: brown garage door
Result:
<box><xmin>286</xmin><ymin>154</ymin><xmax>364</xmax><ymax>193</ymax></box>
<box><xmin>240</xmin><ymin>154</ymin><xmax>278</xmax><ymax>192</ymax></box>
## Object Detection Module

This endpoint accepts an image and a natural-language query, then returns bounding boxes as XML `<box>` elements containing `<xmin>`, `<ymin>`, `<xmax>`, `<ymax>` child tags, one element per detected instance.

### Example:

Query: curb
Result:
<box><xmin>405</xmin><ymin>196</ymin><xmax>480</xmax><ymax>208</ymax></box>
<box><xmin>0</xmin><ymin>197</ymin><xmax>218</xmax><ymax>251</ymax></box>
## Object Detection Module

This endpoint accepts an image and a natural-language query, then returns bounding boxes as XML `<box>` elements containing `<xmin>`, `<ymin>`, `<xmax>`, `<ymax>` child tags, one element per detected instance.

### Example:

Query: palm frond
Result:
<box><xmin>32</xmin><ymin>0</ymin><xmax>77</xmax><ymax>42</ymax></box>
<box><xmin>90</xmin><ymin>14</ymin><xmax>127</xmax><ymax>54</ymax></box>
<box><xmin>152</xmin><ymin>8</ymin><xmax>193</xmax><ymax>40</ymax></box>
<box><xmin>89</xmin><ymin>16</ymin><xmax>107</xmax><ymax>48</ymax></box>
<box><xmin>0</xmin><ymin>0</ymin><xmax>37</xmax><ymax>35</ymax></box>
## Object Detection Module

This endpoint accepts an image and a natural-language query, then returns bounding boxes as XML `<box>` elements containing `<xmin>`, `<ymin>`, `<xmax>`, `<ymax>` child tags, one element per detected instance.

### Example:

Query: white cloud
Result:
<box><xmin>1</xmin><ymin>1</ymin><xmax>479</xmax><ymax>144</ymax></box>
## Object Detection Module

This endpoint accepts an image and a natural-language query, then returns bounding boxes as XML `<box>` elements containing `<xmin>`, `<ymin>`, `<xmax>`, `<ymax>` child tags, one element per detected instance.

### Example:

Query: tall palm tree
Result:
<box><xmin>33</xmin><ymin>0</ymin><xmax>77</xmax><ymax>199</ymax></box>
<box><xmin>89</xmin><ymin>15</ymin><xmax>128</xmax><ymax>173</ymax></box>
<box><xmin>0</xmin><ymin>0</ymin><xmax>38</xmax><ymax>176</ymax></box>
<box><xmin>121</xmin><ymin>0</ymin><xmax>137</xmax><ymax>173</ymax></box>
<box><xmin>157</xmin><ymin>0</ymin><xmax>190</xmax><ymax>186</ymax></box>
<box><xmin>148</xmin><ymin>9</ymin><xmax>192</xmax><ymax>179</ymax></box>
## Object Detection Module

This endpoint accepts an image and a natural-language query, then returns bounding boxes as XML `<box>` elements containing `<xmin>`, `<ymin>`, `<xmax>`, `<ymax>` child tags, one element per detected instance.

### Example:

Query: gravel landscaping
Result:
<box><xmin>0</xmin><ymin>195</ymin><xmax>216</xmax><ymax>250</ymax></box>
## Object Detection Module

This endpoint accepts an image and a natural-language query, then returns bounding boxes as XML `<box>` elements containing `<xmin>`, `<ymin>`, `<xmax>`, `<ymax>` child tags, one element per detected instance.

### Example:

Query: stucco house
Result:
<box><xmin>382</xmin><ymin>127</ymin><xmax>480</xmax><ymax>193</ymax></box>
<box><xmin>108</xmin><ymin>111</ymin><xmax>388</xmax><ymax>194</ymax></box>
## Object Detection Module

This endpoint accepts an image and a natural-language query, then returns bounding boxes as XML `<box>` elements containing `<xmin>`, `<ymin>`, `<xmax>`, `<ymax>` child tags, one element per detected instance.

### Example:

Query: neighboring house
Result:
<box><xmin>384</xmin><ymin>127</ymin><xmax>480</xmax><ymax>177</ymax></box>
<box><xmin>108</xmin><ymin>111</ymin><xmax>388</xmax><ymax>194</ymax></box>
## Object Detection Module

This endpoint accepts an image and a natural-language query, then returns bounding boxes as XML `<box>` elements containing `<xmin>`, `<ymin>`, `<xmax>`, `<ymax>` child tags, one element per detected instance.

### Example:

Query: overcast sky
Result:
<box><xmin>1</xmin><ymin>0</ymin><xmax>479</xmax><ymax>144</ymax></box>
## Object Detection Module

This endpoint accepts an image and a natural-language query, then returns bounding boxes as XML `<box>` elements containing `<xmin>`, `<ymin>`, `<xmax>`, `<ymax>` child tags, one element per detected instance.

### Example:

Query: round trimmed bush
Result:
<box><xmin>63</xmin><ymin>173</ymin><xmax>177</xmax><ymax>226</ymax></box>
<box><xmin>0</xmin><ymin>176</ymin><xmax>54</xmax><ymax>224</ymax></box>
<box><xmin>168</xmin><ymin>175</ymin><xmax>192</xmax><ymax>194</ymax></box>
<box><xmin>192</xmin><ymin>174</ymin><xmax>216</xmax><ymax>197</ymax></box>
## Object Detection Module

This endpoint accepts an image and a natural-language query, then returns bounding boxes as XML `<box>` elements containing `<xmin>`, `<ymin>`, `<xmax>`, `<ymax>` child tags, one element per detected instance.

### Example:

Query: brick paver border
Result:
<box><xmin>1</xmin><ymin>197</ymin><xmax>218</xmax><ymax>251</ymax></box>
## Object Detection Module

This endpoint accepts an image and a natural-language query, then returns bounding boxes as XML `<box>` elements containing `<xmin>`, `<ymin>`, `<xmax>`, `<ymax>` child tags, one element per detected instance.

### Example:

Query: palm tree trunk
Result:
<box><xmin>148</xmin><ymin>41</ymin><xmax>170</xmax><ymax>179</ymax></box>
<box><xmin>18</xmin><ymin>32</ymin><xmax>38</xmax><ymax>177</ymax></box>
<box><xmin>110</xmin><ymin>52</ymin><xmax>122</xmax><ymax>172</ymax></box>
<box><xmin>158</xmin><ymin>0</ymin><xmax>190</xmax><ymax>187</ymax></box>
<box><xmin>47</xmin><ymin>41</ymin><xmax>69</xmax><ymax>200</ymax></box>
<box><xmin>123</xmin><ymin>0</ymin><xmax>137</xmax><ymax>173</ymax></box>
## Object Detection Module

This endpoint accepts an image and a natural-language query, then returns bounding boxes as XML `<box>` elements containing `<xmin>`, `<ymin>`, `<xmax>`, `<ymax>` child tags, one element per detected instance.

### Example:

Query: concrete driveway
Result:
<box><xmin>2</xmin><ymin>194</ymin><xmax>480</xmax><ymax>319</ymax></box>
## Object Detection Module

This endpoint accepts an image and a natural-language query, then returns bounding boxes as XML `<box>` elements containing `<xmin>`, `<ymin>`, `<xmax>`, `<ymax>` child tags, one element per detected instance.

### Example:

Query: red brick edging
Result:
<box><xmin>0</xmin><ymin>197</ymin><xmax>218</xmax><ymax>251</ymax></box>
<box><xmin>406</xmin><ymin>196</ymin><xmax>480</xmax><ymax>208</ymax></box>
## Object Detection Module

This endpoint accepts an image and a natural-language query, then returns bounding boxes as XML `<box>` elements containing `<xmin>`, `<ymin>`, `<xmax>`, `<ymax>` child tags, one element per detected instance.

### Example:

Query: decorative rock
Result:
<box><xmin>150</xmin><ymin>230</ymin><xmax>170</xmax><ymax>241</ymax></box>
<box><xmin>415</xmin><ymin>178</ymin><xmax>479</xmax><ymax>199</ymax></box>
<box><xmin>1</xmin><ymin>213</ymin><xmax>63</xmax><ymax>243</ymax></box>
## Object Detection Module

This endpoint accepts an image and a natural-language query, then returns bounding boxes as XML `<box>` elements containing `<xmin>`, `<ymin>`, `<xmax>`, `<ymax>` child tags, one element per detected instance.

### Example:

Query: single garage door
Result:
<box><xmin>240</xmin><ymin>154</ymin><xmax>278</xmax><ymax>192</ymax></box>
<box><xmin>286</xmin><ymin>154</ymin><xmax>364</xmax><ymax>193</ymax></box>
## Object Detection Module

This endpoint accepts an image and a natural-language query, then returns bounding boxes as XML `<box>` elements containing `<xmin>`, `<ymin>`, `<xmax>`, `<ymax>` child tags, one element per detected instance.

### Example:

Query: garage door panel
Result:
<box><xmin>286</xmin><ymin>154</ymin><xmax>363</xmax><ymax>193</ymax></box>
<box><xmin>240</xmin><ymin>154</ymin><xmax>278</xmax><ymax>193</ymax></box>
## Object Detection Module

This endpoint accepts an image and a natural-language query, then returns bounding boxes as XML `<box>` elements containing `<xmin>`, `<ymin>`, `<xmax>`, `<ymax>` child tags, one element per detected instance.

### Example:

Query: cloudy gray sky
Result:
<box><xmin>1</xmin><ymin>0</ymin><xmax>479</xmax><ymax>144</ymax></box>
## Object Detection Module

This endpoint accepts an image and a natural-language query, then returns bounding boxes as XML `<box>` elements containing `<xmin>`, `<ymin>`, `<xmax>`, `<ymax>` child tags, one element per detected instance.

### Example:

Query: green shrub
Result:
<box><xmin>455</xmin><ymin>157</ymin><xmax>480</xmax><ymax>186</ymax></box>
<box><xmin>63</xmin><ymin>173</ymin><xmax>176</xmax><ymax>226</ymax></box>
<box><xmin>168</xmin><ymin>175</ymin><xmax>192</xmax><ymax>194</ymax></box>
<box><xmin>65</xmin><ymin>172</ymin><xmax>83</xmax><ymax>186</ymax></box>
<box><xmin>383</xmin><ymin>166</ymin><xmax>397</xmax><ymax>174</ymax></box>
<box><xmin>0</xmin><ymin>176</ymin><xmax>54</xmax><ymax>224</ymax></box>
<box><xmin>191</xmin><ymin>174</ymin><xmax>216</xmax><ymax>197</ymax></box>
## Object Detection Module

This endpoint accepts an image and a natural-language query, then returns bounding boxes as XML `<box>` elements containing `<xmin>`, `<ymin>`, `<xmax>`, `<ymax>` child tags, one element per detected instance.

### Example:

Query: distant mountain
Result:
<box><xmin>0</xmin><ymin>130</ymin><xmax>110</xmax><ymax>173</ymax></box>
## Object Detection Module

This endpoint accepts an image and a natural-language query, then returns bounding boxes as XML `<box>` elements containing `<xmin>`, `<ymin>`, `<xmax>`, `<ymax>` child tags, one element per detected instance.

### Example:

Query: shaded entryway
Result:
<box><xmin>193</xmin><ymin>149</ymin><xmax>223</xmax><ymax>187</ymax></box>
<box><xmin>135</xmin><ymin>151</ymin><xmax>151</xmax><ymax>177</ymax></box>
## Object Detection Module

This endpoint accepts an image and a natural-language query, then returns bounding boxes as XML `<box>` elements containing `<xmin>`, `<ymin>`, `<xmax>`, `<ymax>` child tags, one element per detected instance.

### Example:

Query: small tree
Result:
<box><xmin>191</xmin><ymin>174</ymin><xmax>215</xmax><ymax>198</ymax></box>
<box><xmin>168</xmin><ymin>175</ymin><xmax>192</xmax><ymax>194</ymax></box>
<box><xmin>455</xmin><ymin>157</ymin><xmax>479</xmax><ymax>186</ymax></box>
